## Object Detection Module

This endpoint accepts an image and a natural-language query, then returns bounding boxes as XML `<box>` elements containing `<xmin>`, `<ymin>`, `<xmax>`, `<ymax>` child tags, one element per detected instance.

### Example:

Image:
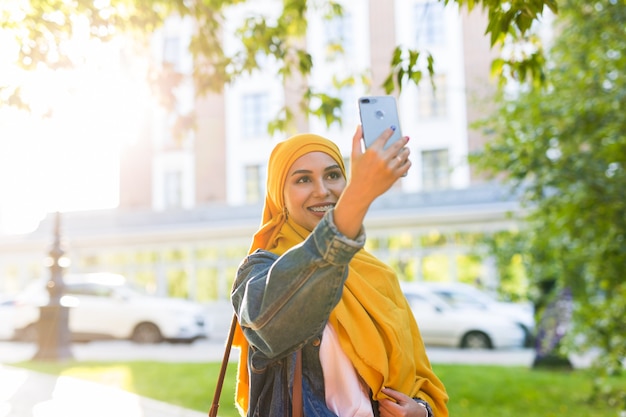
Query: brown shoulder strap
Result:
<box><xmin>209</xmin><ymin>314</ymin><xmax>238</xmax><ymax>417</ymax></box>
<box><xmin>292</xmin><ymin>349</ymin><xmax>303</xmax><ymax>417</ymax></box>
<box><xmin>209</xmin><ymin>314</ymin><xmax>304</xmax><ymax>417</ymax></box>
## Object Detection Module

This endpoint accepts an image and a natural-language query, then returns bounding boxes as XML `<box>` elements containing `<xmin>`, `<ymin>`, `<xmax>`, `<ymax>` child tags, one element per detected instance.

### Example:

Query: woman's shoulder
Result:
<box><xmin>249</xmin><ymin>248</ymin><xmax>277</xmax><ymax>258</ymax></box>
<box><xmin>240</xmin><ymin>249</ymin><xmax>279</xmax><ymax>267</ymax></box>
<box><xmin>236</xmin><ymin>249</ymin><xmax>279</xmax><ymax>282</ymax></box>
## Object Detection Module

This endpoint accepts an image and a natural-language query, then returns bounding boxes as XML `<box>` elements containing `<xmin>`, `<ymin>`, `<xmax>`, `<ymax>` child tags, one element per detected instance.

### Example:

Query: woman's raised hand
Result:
<box><xmin>349</xmin><ymin>124</ymin><xmax>411</xmax><ymax>200</ymax></box>
<box><xmin>332</xmin><ymin>125</ymin><xmax>411</xmax><ymax>239</ymax></box>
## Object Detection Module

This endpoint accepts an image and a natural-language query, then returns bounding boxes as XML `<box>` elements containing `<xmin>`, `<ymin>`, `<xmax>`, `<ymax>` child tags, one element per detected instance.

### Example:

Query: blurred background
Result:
<box><xmin>0</xmin><ymin>2</ymin><xmax>624</xmax><ymax>404</ymax></box>
<box><xmin>0</xmin><ymin>0</ymin><xmax>527</xmax><ymax>310</ymax></box>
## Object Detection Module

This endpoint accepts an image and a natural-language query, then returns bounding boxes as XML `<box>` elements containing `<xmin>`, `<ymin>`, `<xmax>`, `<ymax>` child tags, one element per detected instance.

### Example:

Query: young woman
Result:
<box><xmin>231</xmin><ymin>126</ymin><xmax>448</xmax><ymax>417</ymax></box>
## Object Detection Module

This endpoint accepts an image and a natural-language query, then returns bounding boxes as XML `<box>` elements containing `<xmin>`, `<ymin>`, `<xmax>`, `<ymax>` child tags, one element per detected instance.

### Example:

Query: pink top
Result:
<box><xmin>319</xmin><ymin>324</ymin><xmax>374</xmax><ymax>417</ymax></box>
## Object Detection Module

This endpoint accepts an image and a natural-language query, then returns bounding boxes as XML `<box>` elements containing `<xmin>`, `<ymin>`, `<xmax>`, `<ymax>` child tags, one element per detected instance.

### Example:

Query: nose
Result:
<box><xmin>312</xmin><ymin>179</ymin><xmax>330</xmax><ymax>197</ymax></box>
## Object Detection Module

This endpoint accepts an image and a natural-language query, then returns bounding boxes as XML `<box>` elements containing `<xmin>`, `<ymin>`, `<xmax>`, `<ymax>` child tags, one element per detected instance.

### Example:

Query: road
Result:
<box><xmin>0</xmin><ymin>339</ymin><xmax>595</xmax><ymax>368</ymax></box>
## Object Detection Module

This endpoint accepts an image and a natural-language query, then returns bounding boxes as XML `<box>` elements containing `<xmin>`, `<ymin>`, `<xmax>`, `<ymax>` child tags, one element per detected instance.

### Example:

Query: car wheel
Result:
<box><xmin>521</xmin><ymin>325</ymin><xmax>534</xmax><ymax>348</ymax></box>
<box><xmin>131</xmin><ymin>322</ymin><xmax>162</xmax><ymax>344</ymax></box>
<box><xmin>461</xmin><ymin>331</ymin><xmax>492</xmax><ymax>349</ymax></box>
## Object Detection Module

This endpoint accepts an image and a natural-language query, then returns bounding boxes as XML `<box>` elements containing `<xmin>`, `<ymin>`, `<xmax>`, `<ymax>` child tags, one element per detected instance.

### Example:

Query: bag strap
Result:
<box><xmin>208</xmin><ymin>315</ymin><xmax>305</xmax><ymax>417</ymax></box>
<box><xmin>208</xmin><ymin>314</ymin><xmax>238</xmax><ymax>417</ymax></box>
<box><xmin>292</xmin><ymin>349</ymin><xmax>303</xmax><ymax>417</ymax></box>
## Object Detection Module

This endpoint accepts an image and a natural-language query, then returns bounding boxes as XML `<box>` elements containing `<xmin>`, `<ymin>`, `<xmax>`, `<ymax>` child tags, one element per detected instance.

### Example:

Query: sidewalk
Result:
<box><xmin>1</xmin><ymin>364</ymin><xmax>209</xmax><ymax>417</ymax></box>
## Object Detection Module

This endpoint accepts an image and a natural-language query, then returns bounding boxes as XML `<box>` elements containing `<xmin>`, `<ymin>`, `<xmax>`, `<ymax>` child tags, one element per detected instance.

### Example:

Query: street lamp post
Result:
<box><xmin>33</xmin><ymin>212</ymin><xmax>73</xmax><ymax>361</ymax></box>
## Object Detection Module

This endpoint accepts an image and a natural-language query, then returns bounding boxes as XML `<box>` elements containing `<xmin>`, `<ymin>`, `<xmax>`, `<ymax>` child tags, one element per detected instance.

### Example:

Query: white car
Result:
<box><xmin>418</xmin><ymin>282</ymin><xmax>535</xmax><ymax>346</ymax></box>
<box><xmin>0</xmin><ymin>295</ymin><xmax>17</xmax><ymax>340</ymax></box>
<box><xmin>12</xmin><ymin>273</ymin><xmax>210</xmax><ymax>344</ymax></box>
<box><xmin>402</xmin><ymin>283</ymin><xmax>526</xmax><ymax>349</ymax></box>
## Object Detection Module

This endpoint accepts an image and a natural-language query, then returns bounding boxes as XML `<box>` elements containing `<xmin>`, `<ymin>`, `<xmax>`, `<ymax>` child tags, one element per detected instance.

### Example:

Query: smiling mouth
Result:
<box><xmin>308</xmin><ymin>204</ymin><xmax>335</xmax><ymax>213</ymax></box>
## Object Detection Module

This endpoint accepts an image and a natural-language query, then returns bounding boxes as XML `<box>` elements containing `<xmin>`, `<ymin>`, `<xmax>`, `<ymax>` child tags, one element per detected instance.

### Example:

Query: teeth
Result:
<box><xmin>309</xmin><ymin>205</ymin><xmax>334</xmax><ymax>212</ymax></box>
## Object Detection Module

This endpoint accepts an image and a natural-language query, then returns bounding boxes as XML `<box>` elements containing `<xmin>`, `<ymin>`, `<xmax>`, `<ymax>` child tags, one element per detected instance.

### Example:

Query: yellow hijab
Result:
<box><xmin>232</xmin><ymin>133</ymin><xmax>448</xmax><ymax>416</ymax></box>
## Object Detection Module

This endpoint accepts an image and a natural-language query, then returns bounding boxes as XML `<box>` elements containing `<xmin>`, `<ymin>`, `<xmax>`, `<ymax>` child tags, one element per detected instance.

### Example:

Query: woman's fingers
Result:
<box><xmin>349</xmin><ymin>125</ymin><xmax>411</xmax><ymax>197</ymax></box>
<box><xmin>368</xmin><ymin>126</ymin><xmax>397</xmax><ymax>151</ymax></box>
<box><xmin>391</xmin><ymin>146</ymin><xmax>410</xmax><ymax>167</ymax></box>
<box><xmin>352</xmin><ymin>125</ymin><xmax>364</xmax><ymax>157</ymax></box>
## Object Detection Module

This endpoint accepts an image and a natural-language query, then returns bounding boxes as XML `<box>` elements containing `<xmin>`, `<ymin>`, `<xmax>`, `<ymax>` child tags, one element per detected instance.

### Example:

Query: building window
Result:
<box><xmin>242</xmin><ymin>93</ymin><xmax>270</xmax><ymax>138</ymax></box>
<box><xmin>163</xmin><ymin>36</ymin><xmax>180</xmax><ymax>68</ymax></box>
<box><xmin>417</xmin><ymin>74</ymin><xmax>447</xmax><ymax>119</ymax></box>
<box><xmin>164</xmin><ymin>170</ymin><xmax>183</xmax><ymax>208</ymax></box>
<box><xmin>245</xmin><ymin>164</ymin><xmax>264</xmax><ymax>204</ymax></box>
<box><xmin>422</xmin><ymin>149</ymin><xmax>450</xmax><ymax>190</ymax></box>
<box><xmin>414</xmin><ymin>1</ymin><xmax>446</xmax><ymax>46</ymax></box>
<box><xmin>324</xmin><ymin>13</ymin><xmax>354</xmax><ymax>59</ymax></box>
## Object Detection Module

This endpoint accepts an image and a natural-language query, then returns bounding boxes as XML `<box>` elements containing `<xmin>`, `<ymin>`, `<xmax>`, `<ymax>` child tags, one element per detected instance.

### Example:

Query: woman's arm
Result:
<box><xmin>231</xmin><ymin>212</ymin><xmax>365</xmax><ymax>358</ymax></box>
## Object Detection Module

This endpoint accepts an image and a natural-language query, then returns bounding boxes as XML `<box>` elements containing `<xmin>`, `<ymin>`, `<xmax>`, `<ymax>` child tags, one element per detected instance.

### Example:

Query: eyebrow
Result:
<box><xmin>290</xmin><ymin>164</ymin><xmax>341</xmax><ymax>176</ymax></box>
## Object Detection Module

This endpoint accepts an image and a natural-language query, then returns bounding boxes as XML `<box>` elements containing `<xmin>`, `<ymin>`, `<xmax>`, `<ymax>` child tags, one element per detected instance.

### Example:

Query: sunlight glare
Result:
<box><xmin>0</xmin><ymin>24</ymin><xmax>151</xmax><ymax>235</ymax></box>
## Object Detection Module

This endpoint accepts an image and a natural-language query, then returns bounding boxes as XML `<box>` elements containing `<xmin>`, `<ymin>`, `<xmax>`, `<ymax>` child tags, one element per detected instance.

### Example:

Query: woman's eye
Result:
<box><xmin>296</xmin><ymin>176</ymin><xmax>311</xmax><ymax>184</ymax></box>
<box><xmin>327</xmin><ymin>171</ymin><xmax>342</xmax><ymax>180</ymax></box>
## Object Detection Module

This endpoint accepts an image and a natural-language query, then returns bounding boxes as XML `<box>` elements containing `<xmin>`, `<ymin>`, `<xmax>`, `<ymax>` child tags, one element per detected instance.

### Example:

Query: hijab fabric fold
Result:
<box><xmin>232</xmin><ymin>133</ymin><xmax>448</xmax><ymax>416</ymax></box>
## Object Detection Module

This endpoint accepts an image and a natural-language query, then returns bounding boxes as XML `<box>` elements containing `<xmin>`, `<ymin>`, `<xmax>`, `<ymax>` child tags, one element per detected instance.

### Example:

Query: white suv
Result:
<box><xmin>418</xmin><ymin>282</ymin><xmax>535</xmax><ymax>347</ymax></box>
<box><xmin>402</xmin><ymin>283</ymin><xmax>526</xmax><ymax>349</ymax></box>
<box><xmin>12</xmin><ymin>273</ymin><xmax>210</xmax><ymax>344</ymax></box>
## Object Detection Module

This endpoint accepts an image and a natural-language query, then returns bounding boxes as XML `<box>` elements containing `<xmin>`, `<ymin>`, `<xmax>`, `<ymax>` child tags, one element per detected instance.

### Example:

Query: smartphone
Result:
<box><xmin>358</xmin><ymin>95</ymin><xmax>403</xmax><ymax>149</ymax></box>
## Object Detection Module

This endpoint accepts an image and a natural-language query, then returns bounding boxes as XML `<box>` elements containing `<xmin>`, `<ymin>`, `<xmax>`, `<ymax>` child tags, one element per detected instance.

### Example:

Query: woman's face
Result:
<box><xmin>283</xmin><ymin>151</ymin><xmax>346</xmax><ymax>231</ymax></box>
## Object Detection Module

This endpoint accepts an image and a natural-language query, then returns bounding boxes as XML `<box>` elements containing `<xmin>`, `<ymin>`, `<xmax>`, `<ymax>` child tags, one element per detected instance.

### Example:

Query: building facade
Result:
<box><xmin>0</xmin><ymin>1</ymin><xmax>521</xmax><ymax>302</ymax></box>
<box><xmin>120</xmin><ymin>0</ymin><xmax>497</xmax><ymax>211</ymax></box>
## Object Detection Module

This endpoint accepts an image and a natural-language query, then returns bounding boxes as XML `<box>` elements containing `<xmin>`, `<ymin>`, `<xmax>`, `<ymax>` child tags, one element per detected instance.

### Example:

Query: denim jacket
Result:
<box><xmin>231</xmin><ymin>211</ymin><xmax>366</xmax><ymax>417</ymax></box>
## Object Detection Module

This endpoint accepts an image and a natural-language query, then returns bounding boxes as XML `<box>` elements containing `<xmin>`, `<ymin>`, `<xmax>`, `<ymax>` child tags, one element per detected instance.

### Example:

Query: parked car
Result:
<box><xmin>418</xmin><ymin>282</ymin><xmax>535</xmax><ymax>346</ymax></box>
<box><xmin>401</xmin><ymin>283</ymin><xmax>526</xmax><ymax>349</ymax></box>
<box><xmin>0</xmin><ymin>295</ymin><xmax>17</xmax><ymax>340</ymax></box>
<box><xmin>12</xmin><ymin>273</ymin><xmax>210</xmax><ymax>344</ymax></box>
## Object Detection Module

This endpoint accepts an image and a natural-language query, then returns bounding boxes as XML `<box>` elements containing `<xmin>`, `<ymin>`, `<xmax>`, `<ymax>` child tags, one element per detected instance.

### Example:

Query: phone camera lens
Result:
<box><xmin>361</xmin><ymin>98</ymin><xmax>370</xmax><ymax>104</ymax></box>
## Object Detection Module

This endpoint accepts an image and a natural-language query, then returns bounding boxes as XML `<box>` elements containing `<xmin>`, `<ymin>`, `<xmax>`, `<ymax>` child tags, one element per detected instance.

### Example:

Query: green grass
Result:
<box><xmin>12</xmin><ymin>361</ymin><xmax>626</xmax><ymax>417</ymax></box>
